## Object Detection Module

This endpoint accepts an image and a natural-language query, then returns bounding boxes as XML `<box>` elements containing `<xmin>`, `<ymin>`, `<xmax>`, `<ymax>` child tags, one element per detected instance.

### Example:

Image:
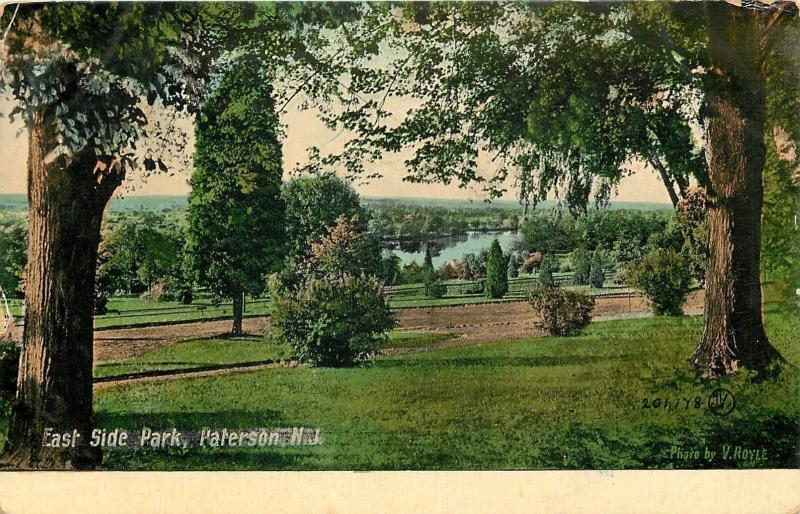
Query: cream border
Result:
<box><xmin>0</xmin><ymin>470</ymin><xmax>799</xmax><ymax>514</ymax></box>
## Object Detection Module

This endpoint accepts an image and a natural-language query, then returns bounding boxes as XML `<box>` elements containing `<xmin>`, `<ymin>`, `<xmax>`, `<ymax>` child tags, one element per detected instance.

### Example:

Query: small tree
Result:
<box><xmin>186</xmin><ymin>54</ymin><xmax>286</xmax><ymax>335</ymax></box>
<box><xmin>538</xmin><ymin>253</ymin><xmax>556</xmax><ymax>287</ymax></box>
<box><xmin>484</xmin><ymin>239</ymin><xmax>508</xmax><ymax>299</ymax></box>
<box><xmin>628</xmin><ymin>249</ymin><xmax>692</xmax><ymax>316</ymax></box>
<box><xmin>282</xmin><ymin>174</ymin><xmax>366</xmax><ymax>262</ymax></box>
<box><xmin>508</xmin><ymin>256</ymin><xmax>519</xmax><ymax>279</ymax></box>
<box><xmin>572</xmin><ymin>246</ymin><xmax>591</xmax><ymax>285</ymax></box>
<box><xmin>589</xmin><ymin>251</ymin><xmax>605</xmax><ymax>289</ymax></box>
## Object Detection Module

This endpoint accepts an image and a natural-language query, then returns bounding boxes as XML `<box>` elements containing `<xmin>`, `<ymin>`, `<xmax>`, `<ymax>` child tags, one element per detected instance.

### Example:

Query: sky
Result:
<box><xmin>0</xmin><ymin>95</ymin><xmax>672</xmax><ymax>204</ymax></box>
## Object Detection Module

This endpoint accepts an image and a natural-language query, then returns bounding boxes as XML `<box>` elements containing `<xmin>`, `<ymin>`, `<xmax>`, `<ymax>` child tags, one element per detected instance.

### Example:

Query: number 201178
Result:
<box><xmin>641</xmin><ymin>397</ymin><xmax>703</xmax><ymax>411</ymax></box>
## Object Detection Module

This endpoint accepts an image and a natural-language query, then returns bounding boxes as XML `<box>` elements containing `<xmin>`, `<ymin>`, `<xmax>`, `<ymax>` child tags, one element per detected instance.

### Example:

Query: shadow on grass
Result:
<box><xmin>369</xmin><ymin>354</ymin><xmax>618</xmax><ymax>369</ymax></box>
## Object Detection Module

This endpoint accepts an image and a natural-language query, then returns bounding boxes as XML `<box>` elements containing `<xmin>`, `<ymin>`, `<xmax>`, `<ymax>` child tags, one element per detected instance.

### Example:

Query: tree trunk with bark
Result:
<box><xmin>232</xmin><ymin>290</ymin><xmax>244</xmax><ymax>336</ymax></box>
<box><xmin>691</xmin><ymin>3</ymin><xmax>784</xmax><ymax>377</ymax></box>
<box><xmin>0</xmin><ymin>110</ymin><xmax>124</xmax><ymax>469</ymax></box>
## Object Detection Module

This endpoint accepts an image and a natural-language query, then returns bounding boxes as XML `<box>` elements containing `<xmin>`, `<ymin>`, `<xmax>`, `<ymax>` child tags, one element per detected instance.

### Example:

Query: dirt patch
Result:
<box><xmin>392</xmin><ymin>289</ymin><xmax>705</xmax><ymax>349</ymax></box>
<box><xmin>11</xmin><ymin>290</ymin><xmax>704</xmax><ymax>364</ymax></box>
<box><xmin>94</xmin><ymin>317</ymin><xmax>270</xmax><ymax>362</ymax></box>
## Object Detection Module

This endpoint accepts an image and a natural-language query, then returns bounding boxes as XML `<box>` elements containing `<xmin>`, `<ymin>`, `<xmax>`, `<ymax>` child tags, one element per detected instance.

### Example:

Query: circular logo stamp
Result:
<box><xmin>707</xmin><ymin>388</ymin><xmax>735</xmax><ymax>416</ymax></box>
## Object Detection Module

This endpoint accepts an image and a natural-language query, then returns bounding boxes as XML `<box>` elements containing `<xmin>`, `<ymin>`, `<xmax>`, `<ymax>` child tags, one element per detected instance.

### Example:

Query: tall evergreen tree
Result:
<box><xmin>186</xmin><ymin>54</ymin><xmax>286</xmax><ymax>336</ymax></box>
<box><xmin>485</xmin><ymin>239</ymin><xmax>509</xmax><ymax>299</ymax></box>
<box><xmin>589</xmin><ymin>251</ymin><xmax>605</xmax><ymax>289</ymax></box>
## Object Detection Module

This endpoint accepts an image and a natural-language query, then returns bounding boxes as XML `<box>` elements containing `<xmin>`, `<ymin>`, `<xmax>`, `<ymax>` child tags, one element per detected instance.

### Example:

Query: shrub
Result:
<box><xmin>627</xmin><ymin>249</ymin><xmax>692</xmax><ymax>316</ymax></box>
<box><xmin>94</xmin><ymin>290</ymin><xmax>109</xmax><ymax>315</ymax></box>
<box><xmin>538</xmin><ymin>253</ymin><xmax>556</xmax><ymax>287</ymax></box>
<box><xmin>589</xmin><ymin>251</ymin><xmax>605</xmax><ymax>288</ymax></box>
<box><xmin>484</xmin><ymin>239</ymin><xmax>508</xmax><ymax>299</ymax></box>
<box><xmin>522</xmin><ymin>252</ymin><xmax>543</xmax><ymax>274</ymax></box>
<box><xmin>424</xmin><ymin>278</ymin><xmax>447</xmax><ymax>299</ymax></box>
<box><xmin>0</xmin><ymin>340</ymin><xmax>20</xmax><ymax>403</ymax></box>
<box><xmin>508</xmin><ymin>257</ymin><xmax>519</xmax><ymax>279</ymax></box>
<box><xmin>178</xmin><ymin>289</ymin><xmax>194</xmax><ymax>305</ymax></box>
<box><xmin>140</xmin><ymin>282</ymin><xmax>174</xmax><ymax>303</ymax></box>
<box><xmin>270</xmin><ymin>274</ymin><xmax>395</xmax><ymax>367</ymax></box>
<box><xmin>528</xmin><ymin>286</ymin><xmax>595</xmax><ymax>336</ymax></box>
<box><xmin>572</xmin><ymin>247</ymin><xmax>591</xmax><ymax>285</ymax></box>
<box><xmin>456</xmin><ymin>281</ymin><xmax>484</xmax><ymax>295</ymax></box>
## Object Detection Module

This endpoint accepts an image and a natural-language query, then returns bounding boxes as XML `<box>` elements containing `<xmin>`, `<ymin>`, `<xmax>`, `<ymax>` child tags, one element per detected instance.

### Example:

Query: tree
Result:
<box><xmin>0</xmin><ymin>214</ymin><xmax>27</xmax><ymax>298</ymax></box>
<box><xmin>572</xmin><ymin>246</ymin><xmax>591</xmax><ymax>286</ymax></box>
<box><xmin>186</xmin><ymin>54</ymin><xmax>286</xmax><ymax>336</ymax></box>
<box><xmin>300</xmin><ymin>215</ymin><xmax>382</xmax><ymax>279</ymax></box>
<box><xmin>0</xmin><ymin>3</ymin><xmax>202</xmax><ymax>469</ymax></box>
<box><xmin>538</xmin><ymin>254</ymin><xmax>556</xmax><ymax>288</ymax></box>
<box><xmin>508</xmin><ymin>255</ymin><xmax>519</xmax><ymax>279</ymax></box>
<box><xmin>311</xmin><ymin>2</ymin><xmax>798</xmax><ymax>376</ymax></box>
<box><xmin>589</xmin><ymin>252</ymin><xmax>605</xmax><ymax>289</ymax></box>
<box><xmin>282</xmin><ymin>174</ymin><xmax>367</xmax><ymax>262</ymax></box>
<box><xmin>484</xmin><ymin>239</ymin><xmax>508</xmax><ymax>299</ymax></box>
<box><xmin>0</xmin><ymin>1</ymin><xmax>367</xmax><ymax>468</ymax></box>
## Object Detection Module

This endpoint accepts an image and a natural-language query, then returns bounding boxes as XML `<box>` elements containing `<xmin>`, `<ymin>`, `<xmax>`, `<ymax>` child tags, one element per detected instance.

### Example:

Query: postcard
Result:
<box><xmin>0</xmin><ymin>2</ymin><xmax>798</xmax><ymax>500</ymax></box>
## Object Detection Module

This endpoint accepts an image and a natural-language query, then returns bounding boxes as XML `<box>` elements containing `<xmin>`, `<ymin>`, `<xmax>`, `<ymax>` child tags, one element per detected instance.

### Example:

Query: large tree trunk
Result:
<box><xmin>232</xmin><ymin>290</ymin><xmax>244</xmax><ymax>336</ymax></box>
<box><xmin>691</xmin><ymin>3</ymin><xmax>784</xmax><ymax>377</ymax></box>
<box><xmin>0</xmin><ymin>111</ymin><xmax>123</xmax><ymax>469</ymax></box>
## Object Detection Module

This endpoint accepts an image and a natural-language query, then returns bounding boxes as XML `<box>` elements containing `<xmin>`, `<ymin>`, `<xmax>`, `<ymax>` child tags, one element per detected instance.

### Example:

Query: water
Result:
<box><xmin>386</xmin><ymin>231</ymin><xmax>519</xmax><ymax>267</ymax></box>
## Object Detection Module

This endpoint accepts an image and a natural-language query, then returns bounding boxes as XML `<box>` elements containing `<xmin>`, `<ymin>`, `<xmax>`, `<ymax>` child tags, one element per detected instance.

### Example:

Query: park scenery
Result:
<box><xmin>0</xmin><ymin>2</ymin><xmax>798</xmax><ymax>470</ymax></box>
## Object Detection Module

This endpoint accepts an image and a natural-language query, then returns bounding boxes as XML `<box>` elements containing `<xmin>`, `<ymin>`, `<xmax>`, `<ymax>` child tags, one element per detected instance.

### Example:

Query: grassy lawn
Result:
<box><xmin>382</xmin><ymin>331</ymin><xmax>459</xmax><ymax>349</ymax></box>
<box><xmin>94</xmin><ymin>338</ymin><xmax>293</xmax><ymax>379</ymax></box>
<box><xmin>85</xmin><ymin>303</ymin><xmax>798</xmax><ymax>470</ymax></box>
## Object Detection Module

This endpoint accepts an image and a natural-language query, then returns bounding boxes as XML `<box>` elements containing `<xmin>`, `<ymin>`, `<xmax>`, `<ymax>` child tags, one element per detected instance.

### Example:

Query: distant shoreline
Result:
<box><xmin>0</xmin><ymin>193</ymin><xmax>672</xmax><ymax>213</ymax></box>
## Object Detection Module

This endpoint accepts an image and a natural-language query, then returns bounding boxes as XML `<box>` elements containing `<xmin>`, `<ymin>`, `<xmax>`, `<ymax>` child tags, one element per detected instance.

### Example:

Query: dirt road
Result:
<box><xmin>90</xmin><ymin>290</ymin><xmax>704</xmax><ymax>362</ymax></box>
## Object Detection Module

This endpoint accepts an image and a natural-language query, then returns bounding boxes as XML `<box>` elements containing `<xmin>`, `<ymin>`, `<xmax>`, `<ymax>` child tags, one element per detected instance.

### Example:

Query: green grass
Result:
<box><xmin>93</xmin><ymin>330</ymin><xmax>453</xmax><ymax>379</ymax></box>
<box><xmin>84</xmin><ymin>303</ymin><xmax>798</xmax><ymax>470</ymax></box>
<box><xmin>94</xmin><ymin>338</ymin><xmax>292</xmax><ymax>379</ymax></box>
<box><xmin>383</xmin><ymin>331</ymin><xmax>459</xmax><ymax>349</ymax></box>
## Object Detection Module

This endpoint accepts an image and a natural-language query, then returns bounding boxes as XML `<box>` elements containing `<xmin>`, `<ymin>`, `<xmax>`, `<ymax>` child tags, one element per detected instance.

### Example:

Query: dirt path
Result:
<box><xmin>91</xmin><ymin>290</ymin><xmax>705</xmax><ymax>363</ymax></box>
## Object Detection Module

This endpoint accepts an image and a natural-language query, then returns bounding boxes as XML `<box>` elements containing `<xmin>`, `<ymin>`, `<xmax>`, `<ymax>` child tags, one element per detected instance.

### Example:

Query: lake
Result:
<box><xmin>386</xmin><ymin>231</ymin><xmax>519</xmax><ymax>267</ymax></box>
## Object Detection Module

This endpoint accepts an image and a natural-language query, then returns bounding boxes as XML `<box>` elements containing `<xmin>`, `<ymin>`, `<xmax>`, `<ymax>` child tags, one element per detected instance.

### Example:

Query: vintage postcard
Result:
<box><xmin>0</xmin><ymin>0</ymin><xmax>798</xmax><ymax>491</ymax></box>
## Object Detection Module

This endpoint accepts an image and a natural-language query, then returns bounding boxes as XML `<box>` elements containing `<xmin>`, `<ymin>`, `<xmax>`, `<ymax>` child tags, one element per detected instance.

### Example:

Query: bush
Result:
<box><xmin>424</xmin><ymin>277</ymin><xmax>447</xmax><ymax>299</ymax></box>
<box><xmin>0</xmin><ymin>340</ymin><xmax>20</xmax><ymax>402</ymax></box>
<box><xmin>178</xmin><ymin>289</ymin><xmax>194</xmax><ymax>305</ymax></box>
<box><xmin>572</xmin><ymin>247</ymin><xmax>591</xmax><ymax>285</ymax></box>
<box><xmin>589</xmin><ymin>251</ymin><xmax>605</xmax><ymax>288</ymax></box>
<box><xmin>528</xmin><ymin>286</ymin><xmax>595</xmax><ymax>336</ymax></box>
<box><xmin>538</xmin><ymin>253</ymin><xmax>556</xmax><ymax>287</ymax></box>
<box><xmin>94</xmin><ymin>290</ymin><xmax>109</xmax><ymax>315</ymax></box>
<box><xmin>140</xmin><ymin>282</ymin><xmax>174</xmax><ymax>303</ymax></box>
<box><xmin>270</xmin><ymin>274</ymin><xmax>395</xmax><ymax>367</ymax></box>
<box><xmin>627</xmin><ymin>249</ymin><xmax>692</xmax><ymax>316</ymax></box>
<box><xmin>508</xmin><ymin>258</ymin><xmax>519</xmax><ymax>279</ymax></box>
<box><xmin>522</xmin><ymin>252</ymin><xmax>543</xmax><ymax>274</ymax></box>
<box><xmin>456</xmin><ymin>281</ymin><xmax>484</xmax><ymax>295</ymax></box>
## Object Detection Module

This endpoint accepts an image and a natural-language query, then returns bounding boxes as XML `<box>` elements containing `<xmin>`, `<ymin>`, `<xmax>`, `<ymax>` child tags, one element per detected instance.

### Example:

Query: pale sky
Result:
<box><xmin>0</xmin><ymin>96</ymin><xmax>671</xmax><ymax>204</ymax></box>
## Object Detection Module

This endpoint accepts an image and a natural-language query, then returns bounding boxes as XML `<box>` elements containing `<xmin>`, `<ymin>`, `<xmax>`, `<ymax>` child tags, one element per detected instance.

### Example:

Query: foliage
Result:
<box><xmin>0</xmin><ymin>340</ymin><xmax>20</xmax><ymax>404</ymax></box>
<box><xmin>185</xmin><ymin>53</ymin><xmax>286</xmax><ymax>304</ymax></box>
<box><xmin>484</xmin><ymin>239</ymin><xmax>508</xmax><ymax>299</ymax></box>
<box><xmin>589</xmin><ymin>251</ymin><xmax>605</xmax><ymax>289</ymax></box>
<box><xmin>381</xmin><ymin>253</ymin><xmax>403</xmax><ymax>285</ymax></box>
<box><xmin>522</xmin><ymin>252</ymin><xmax>543</xmax><ymax>274</ymax></box>
<box><xmin>269</xmin><ymin>274</ymin><xmax>394</xmax><ymax>367</ymax></box>
<box><xmin>0</xmin><ymin>214</ymin><xmax>27</xmax><ymax>298</ymax></box>
<box><xmin>455</xmin><ymin>281</ymin><xmax>485</xmax><ymax>295</ymax></box>
<box><xmin>508</xmin><ymin>257</ymin><xmax>519</xmax><ymax>279</ymax></box>
<box><xmin>282</xmin><ymin>174</ymin><xmax>366</xmax><ymax>262</ymax></box>
<box><xmin>140</xmin><ymin>283</ymin><xmax>174</xmax><ymax>303</ymax></box>
<box><xmin>572</xmin><ymin>246</ymin><xmax>591</xmax><ymax>285</ymax></box>
<box><xmin>400</xmin><ymin>262</ymin><xmax>425</xmax><ymax>285</ymax></box>
<box><xmin>97</xmin><ymin>212</ymin><xmax>185</xmax><ymax>295</ymax></box>
<box><xmin>301</xmin><ymin>215</ymin><xmax>382</xmax><ymax>279</ymax></box>
<box><xmin>424</xmin><ymin>276</ymin><xmax>447</xmax><ymax>299</ymax></box>
<box><xmin>627</xmin><ymin>249</ymin><xmax>692</xmax><ymax>316</ymax></box>
<box><xmin>527</xmin><ymin>286</ymin><xmax>595</xmax><ymax>336</ymax></box>
<box><xmin>538</xmin><ymin>253</ymin><xmax>556</xmax><ymax>288</ymax></box>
